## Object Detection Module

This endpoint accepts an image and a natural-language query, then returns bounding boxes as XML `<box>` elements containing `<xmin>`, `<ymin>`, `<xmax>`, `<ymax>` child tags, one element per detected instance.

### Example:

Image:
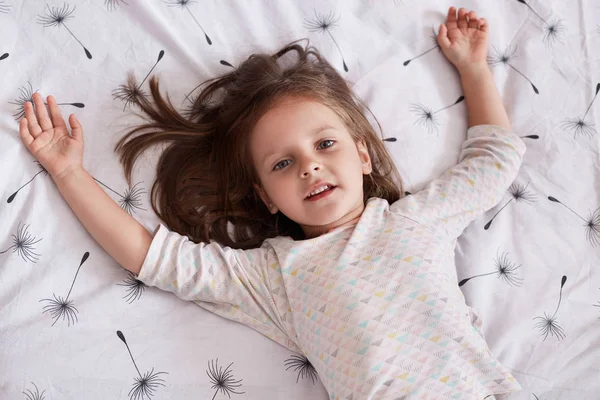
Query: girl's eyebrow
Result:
<box><xmin>261</xmin><ymin>125</ymin><xmax>336</xmax><ymax>167</ymax></box>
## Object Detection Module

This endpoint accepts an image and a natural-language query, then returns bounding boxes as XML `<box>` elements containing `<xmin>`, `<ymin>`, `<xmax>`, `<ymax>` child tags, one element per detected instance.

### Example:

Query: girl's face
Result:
<box><xmin>249</xmin><ymin>96</ymin><xmax>372</xmax><ymax>238</ymax></box>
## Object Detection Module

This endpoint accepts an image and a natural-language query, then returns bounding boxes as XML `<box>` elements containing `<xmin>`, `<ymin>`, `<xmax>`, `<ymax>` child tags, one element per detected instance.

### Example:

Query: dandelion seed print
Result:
<box><xmin>7</xmin><ymin>161</ymin><xmax>48</xmax><ymax>203</ymax></box>
<box><xmin>0</xmin><ymin>222</ymin><xmax>42</xmax><ymax>263</ymax></box>
<box><xmin>117</xmin><ymin>271</ymin><xmax>147</xmax><ymax>304</ymax></box>
<box><xmin>304</xmin><ymin>10</ymin><xmax>349</xmax><ymax>72</ymax></box>
<box><xmin>520</xmin><ymin>134</ymin><xmax>539</xmax><ymax>139</ymax></box>
<box><xmin>459</xmin><ymin>250</ymin><xmax>523</xmax><ymax>287</ymax></box>
<box><xmin>40</xmin><ymin>252</ymin><xmax>89</xmax><ymax>327</ymax></box>
<box><xmin>164</xmin><ymin>0</ymin><xmax>212</xmax><ymax>45</ymax></box>
<box><xmin>220</xmin><ymin>60</ymin><xmax>234</xmax><ymax>68</ymax></box>
<box><xmin>516</xmin><ymin>0</ymin><xmax>565</xmax><ymax>46</ymax></box>
<box><xmin>105</xmin><ymin>0</ymin><xmax>128</xmax><ymax>12</ymax></box>
<box><xmin>284</xmin><ymin>353</ymin><xmax>319</xmax><ymax>384</ymax></box>
<box><xmin>94</xmin><ymin>178</ymin><xmax>147</xmax><ymax>215</ymax></box>
<box><xmin>533</xmin><ymin>275</ymin><xmax>567</xmax><ymax>341</ymax></box>
<box><xmin>9</xmin><ymin>82</ymin><xmax>85</xmax><ymax>121</ymax></box>
<box><xmin>117</xmin><ymin>330</ymin><xmax>168</xmax><ymax>400</ymax></box>
<box><xmin>560</xmin><ymin>83</ymin><xmax>599</xmax><ymax>139</ymax></box>
<box><xmin>37</xmin><ymin>3</ymin><xmax>92</xmax><ymax>59</ymax></box>
<box><xmin>0</xmin><ymin>52</ymin><xmax>8</xmax><ymax>60</ymax></box>
<box><xmin>488</xmin><ymin>45</ymin><xmax>539</xmax><ymax>94</ymax></box>
<box><xmin>207</xmin><ymin>358</ymin><xmax>245</xmax><ymax>399</ymax></box>
<box><xmin>485</xmin><ymin>182</ymin><xmax>537</xmax><ymax>230</ymax></box>
<box><xmin>23</xmin><ymin>382</ymin><xmax>46</xmax><ymax>400</ymax></box>
<box><xmin>113</xmin><ymin>50</ymin><xmax>165</xmax><ymax>111</ymax></box>
<box><xmin>403</xmin><ymin>33</ymin><xmax>440</xmax><ymax>66</ymax></box>
<box><xmin>548</xmin><ymin>196</ymin><xmax>600</xmax><ymax>247</ymax></box>
<box><xmin>409</xmin><ymin>95</ymin><xmax>464</xmax><ymax>135</ymax></box>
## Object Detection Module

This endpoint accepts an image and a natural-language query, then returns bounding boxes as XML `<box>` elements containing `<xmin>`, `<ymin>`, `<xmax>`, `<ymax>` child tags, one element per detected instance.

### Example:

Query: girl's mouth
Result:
<box><xmin>305</xmin><ymin>186</ymin><xmax>336</xmax><ymax>201</ymax></box>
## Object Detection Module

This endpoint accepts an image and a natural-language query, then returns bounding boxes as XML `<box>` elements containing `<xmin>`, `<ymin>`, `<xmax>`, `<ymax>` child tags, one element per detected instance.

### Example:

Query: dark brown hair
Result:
<box><xmin>115</xmin><ymin>39</ymin><xmax>403</xmax><ymax>249</ymax></box>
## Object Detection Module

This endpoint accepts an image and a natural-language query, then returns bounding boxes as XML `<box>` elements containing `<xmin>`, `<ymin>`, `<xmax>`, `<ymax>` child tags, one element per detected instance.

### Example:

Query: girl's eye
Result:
<box><xmin>273</xmin><ymin>159</ymin><xmax>291</xmax><ymax>170</ymax></box>
<box><xmin>318</xmin><ymin>140</ymin><xmax>334</xmax><ymax>149</ymax></box>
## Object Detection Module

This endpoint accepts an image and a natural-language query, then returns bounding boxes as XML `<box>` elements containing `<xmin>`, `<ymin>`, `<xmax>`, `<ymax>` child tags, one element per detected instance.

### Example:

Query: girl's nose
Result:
<box><xmin>300</xmin><ymin>160</ymin><xmax>322</xmax><ymax>177</ymax></box>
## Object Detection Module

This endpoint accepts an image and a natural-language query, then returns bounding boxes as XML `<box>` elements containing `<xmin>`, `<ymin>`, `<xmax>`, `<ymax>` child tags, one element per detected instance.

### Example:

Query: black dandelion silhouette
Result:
<box><xmin>520</xmin><ymin>134</ymin><xmax>539</xmax><ymax>139</ymax></box>
<box><xmin>516</xmin><ymin>0</ymin><xmax>565</xmax><ymax>46</ymax></box>
<box><xmin>485</xmin><ymin>182</ymin><xmax>537</xmax><ymax>230</ymax></box>
<box><xmin>7</xmin><ymin>161</ymin><xmax>48</xmax><ymax>203</ymax></box>
<box><xmin>9</xmin><ymin>82</ymin><xmax>85</xmax><ymax>121</ymax></box>
<box><xmin>403</xmin><ymin>32</ymin><xmax>440</xmax><ymax>66</ymax></box>
<box><xmin>207</xmin><ymin>358</ymin><xmax>245</xmax><ymax>399</ymax></box>
<box><xmin>459</xmin><ymin>250</ymin><xmax>523</xmax><ymax>287</ymax></box>
<box><xmin>105</xmin><ymin>0</ymin><xmax>128</xmax><ymax>12</ymax></box>
<box><xmin>488</xmin><ymin>45</ymin><xmax>539</xmax><ymax>94</ymax></box>
<box><xmin>304</xmin><ymin>10</ymin><xmax>348</xmax><ymax>72</ymax></box>
<box><xmin>164</xmin><ymin>0</ymin><xmax>212</xmax><ymax>45</ymax></box>
<box><xmin>0</xmin><ymin>52</ymin><xmax>8</xmax><ymax>61</ymax></box>
<box><xmin>23</xmin><ymin>382</ymin><xmax>46</xmax><ymax>400</ymax></box>
<box><xmin>113</xmin><ymin>50</ymin><xmax>165</xmax><ymax>111</ymax></box>
<box><xmin>117</xmin><ymin>271</ymin><xmax>147</xmax><ymax>304</ymax></box>
<box><xmin>532</xmin><ymin>394</ymin><xmax>540</xmax><ymax>400</ymax></box>
<box><xmin>94</xmin><ymin>178</ymin><xmax>147</xmax><ymax>215</ymax></box>
<box><xmin>284</xmin><ymin>353</ymin><xmax>319</xmax><ymax>384</ymax></box>
<box><xmin>548</xmin><ymin>196</ymin><xmax>600</xmax><ymax>247</ymax></box>
<box><xmin>534</xmin><ymin>275</ymin><xmax>567</xmax><ymax>341</ymax></box>
<box><xmin>560</xmin><ymin>83</ymin><xmax>600</xmax><ymax>139</ymax></box>
<box><xmin>0</xmin><ymin>222</ymin><xmax>42</xmax><ymax>263</ymax></box>
<box><xmin>409</xmin><ymin>95</ymin><xmax>465</xmax><ymax>134</ymax></box>
<box><xmin>220</xmin><ymin>60</ymin><xmax>234</xmax><ymax>68</ymax></box>
<box><xmin>40</xmin><ymin>252</ymin><xmax>89</xmax><ymax>327</ymax></box>
<box><xmin>117</xmin><ymin>330</ymin><xmax>168</xmax><ymax>400</ymax></box>
<box><xmin>37</xmin><ymin>3</ymin><xmax>92</xmax><ymax>59</ymax></box>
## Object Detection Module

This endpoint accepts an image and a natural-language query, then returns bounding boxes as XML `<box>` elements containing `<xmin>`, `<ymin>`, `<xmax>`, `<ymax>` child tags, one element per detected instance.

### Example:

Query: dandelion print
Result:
<box><xmin>117</xmin><ymin>271</ymin><xmax>147</xmax><ymax>304</ymax></box>
<box><xmin>164</xmin><ymin>0</ymin><xmax>212</xmax><ymax>45</ymax></box>
<box><xmin>206</xmin><ymin>358</ymin><xmax>245</xmax><ymax>399</ymax></box>
<box><xmin>37</xmin><ymin>3</ymin><xmax>92</xmax><ymax>59</ymax></box>
<box><xmin>533</xmin><ymin>275</ymin><xmax>567</xmax><ymax>341</ymax></box>
<box><xmin>7</xmin><ymin>161</ymin><xmax>48</xmax><ymax>203</ymax></box>
<box><xmin>515</xmin><ymin>0</ymin><xmax>565</xmax><ymax>46</ymax></box>
<box><xmin>40</xmin><ymin>252</ymin><xmax>89</xmax><ymax>327</ymax></box>
<box><xmin>304</xmin><ymin>10</ymin><xmax>349</xmax><ymax>72</ymax></box>
<box><xmin>560</xmin><ymin>83</ymin><xmax>599</xmax><ymax>139</ymax></box>
<box><xmin>284</xmin><ymin>353</ymin><xmax>318</xmax><ymax>384</ymax></box>
<box><xmin>23</xmin><ymin>382</ymin><xmax>46</xmax><ymax>400</ymax></box>
<box><xmin>117</xmin><ymin>330</ymin><xmax>167</xmax><ymax>400</ymax></box>
<box><xmin>548</xmin><ymin>196</ymin><xmax>600</xmax><ymax>247</ymax></box>
<box><xmin>0</xmin><ymin>222</ymin><xmax>42</xmax><ymax>263</ymax></box>
<box><xmin>488</xmin><ymin>45</ymin><xmax>539</xmax><ymax>94</ymax></box>
<box><xmin>409</xmin><ymin>95</ymin><xmax>465</xmax><ymax>134</ymax></box>
<box><xmin>521</xmin><ymin>134</ymin><xmax>539</xmax><ymax>139</ymax></box>
<box><xmin>113</xmin><ymin>50</ymin><xmax>165</xmax><ymax>111</ymax></box>
<box><xmin>459</xmin><ymin>250</ymin><xmax>523</xmax><ymax>287</ymax></box>
<box><xmin>0</xmin><ymin>1</ymin><xmax>9</xmax><ymax>60</ymax></box>
<box><xmin>485</xmin><ymin>182</ymin><xmax>537</xmax><ymax>230</ymax></box>
<box><xmin>9</xmin><ymin>82</ymin><xmax>85</xmax><ymax>121</ymax></box>
<box><xmin>94</xmin><ymin>178</ymin><xmax>147</xmax><ymax>215</ymax></box>
<box><xmin>220</xmin><ymin>60</ymin><xmax>234</xmax><ymax>68</ymax></box>
<box><xmin>403</xmin><ymin>33</ymin><xmax>440</xmax><ymax>66</ymax></box>
<box><xmin>105</xmin><ymin>0</ymin><xmax>128</xmax><ymax>12</ymax></box>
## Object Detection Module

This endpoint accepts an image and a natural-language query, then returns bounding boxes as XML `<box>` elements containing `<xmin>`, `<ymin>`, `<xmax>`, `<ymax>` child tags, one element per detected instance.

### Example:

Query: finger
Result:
<box><xmin>457</xmin><ymin>8</ymin><xmax>468</xmax><ymax>31</ymax></box>
<box><xmin>69</xmin><ymin>114</ymin><xmax>84</xmax><ymax>143</ymax></box>
<box><xmin>47</xmin><ymin>95</ymin><xmax>67</xmax><ymax>129</ymax></box>
<box><xmin>437</xmin><ymin>23</ymin><xmax>451</xmax><ymax>48</ymax></box>
<box><xmin>19</xmin><ymin>118</ymin><xmax>34</xmax><ymax>147</ymax></box>
<box><xmin>446</xmin><ymin>6</ymin><xmax>458</xmax><ymax>30</ymax></box>
<box><xmin>32</xmin><ymin>92</ymin><xmax>53</xmax><ymax>131</ymax></box>
<box><xmin>468</xmin><ymin>11</ymin><xmax>480</xmax><ymax>29</ymax></box>
<box><xmin>479</xmin><ymin>18</ymin><xmax>489</xmax><ymax>33</ymax></box>
<box><xmin>24</xmin><ymin>101</ymin><xmax>42</xmax><ymax>137</ymax></box>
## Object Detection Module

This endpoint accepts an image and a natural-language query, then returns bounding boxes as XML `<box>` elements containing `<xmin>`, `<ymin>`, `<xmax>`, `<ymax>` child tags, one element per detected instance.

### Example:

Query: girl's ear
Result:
<box><xmin>356</xmin><ymin>139</ymin><xmax>372</xmax><ymax>175</ymax></box>
<box><xmin>253</xmin><ymin>183</ymin><xmax>279</xmax><ymax>214</ymax></box>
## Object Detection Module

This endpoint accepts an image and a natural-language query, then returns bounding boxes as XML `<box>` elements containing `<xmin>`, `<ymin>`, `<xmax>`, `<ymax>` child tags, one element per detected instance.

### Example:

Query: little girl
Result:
<box><xmin>19</xmin><ymin>7</ymin><xmax>524</xmax><ymax>400</ymax></box>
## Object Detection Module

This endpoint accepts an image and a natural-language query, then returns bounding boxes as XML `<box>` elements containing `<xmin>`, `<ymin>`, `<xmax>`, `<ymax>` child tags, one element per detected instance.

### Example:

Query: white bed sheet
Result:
<box><xmin>1</xmin><ymin>0</ymin><xmax>599</xmax><ymax>399</ymax></box>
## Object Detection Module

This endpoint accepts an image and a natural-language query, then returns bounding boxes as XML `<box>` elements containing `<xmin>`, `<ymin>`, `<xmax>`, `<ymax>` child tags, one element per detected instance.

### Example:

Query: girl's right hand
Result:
<box><xmin>19</xmin><ymin>92</ymin><xmax>85</xmax><ymax>181</ymax></box>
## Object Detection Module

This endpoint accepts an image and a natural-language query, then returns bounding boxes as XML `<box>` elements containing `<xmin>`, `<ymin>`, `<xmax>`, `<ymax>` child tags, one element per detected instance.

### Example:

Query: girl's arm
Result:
<box><xmin>19</xmin><ymin>93</ymin><xmax>150</xmax><ymax>275</ymax></box>
<box><xmin>54</xmin><ymin>167</ymin><xmax>152</xmax><ymax>275</ymax></box>
<box><xmin>437</xmin><ymin>6</ymin><xmax>511</xmax><ymax>131</ymax></box>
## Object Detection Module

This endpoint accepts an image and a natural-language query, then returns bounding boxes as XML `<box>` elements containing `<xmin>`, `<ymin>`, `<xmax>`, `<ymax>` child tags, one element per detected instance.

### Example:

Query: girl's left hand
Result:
<box><xmin>437</xmin><ymin>6</ymin><xmax>489</xmax><ymax>73</ymax></box>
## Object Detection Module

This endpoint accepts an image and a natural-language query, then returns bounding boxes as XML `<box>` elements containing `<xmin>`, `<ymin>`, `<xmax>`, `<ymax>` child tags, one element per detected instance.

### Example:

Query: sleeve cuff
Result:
<box><xmin>137</xmin><ymin>223</ymin><xmax>170</xmax><ymax>283</ymax></box>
